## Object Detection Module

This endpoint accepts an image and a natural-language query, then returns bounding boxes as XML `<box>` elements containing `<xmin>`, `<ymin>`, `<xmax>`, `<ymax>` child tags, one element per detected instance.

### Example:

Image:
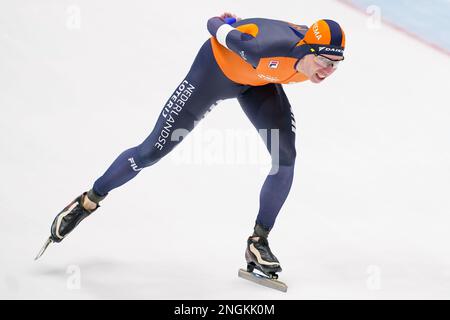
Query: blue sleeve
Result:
<box><xmin>207</xmin><ymin>17</ymin><xmax>226</xmax><ymax>36</ymax></box>
<box><xmin>207</xmin><ymin>17</ymin><xmax>261</xmax><ymax>67</ymax></box>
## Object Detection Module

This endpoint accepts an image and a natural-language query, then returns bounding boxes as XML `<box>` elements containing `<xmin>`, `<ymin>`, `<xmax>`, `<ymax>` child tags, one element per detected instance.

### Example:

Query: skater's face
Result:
<box><xmin>297</xmin><ymin>54</ymin><xmax>344</xmax><ymax>84</ymax></box>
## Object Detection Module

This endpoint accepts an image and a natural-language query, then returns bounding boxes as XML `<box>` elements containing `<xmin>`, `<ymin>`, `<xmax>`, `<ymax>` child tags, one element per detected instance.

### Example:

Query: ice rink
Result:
<box><xmin>1</xmin><ymin>0</ymin><xmax>450</xmax><ymax>299</ymax></box>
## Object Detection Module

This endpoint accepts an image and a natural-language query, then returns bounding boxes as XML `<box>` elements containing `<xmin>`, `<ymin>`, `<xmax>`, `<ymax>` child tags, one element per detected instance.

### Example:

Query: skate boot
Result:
<box><xmin>35</xmin><ymin>189</ymin><xmax>105</xmax><ymax>260</ymax></box>
<box><xmin>238</xmin><ymin>223</ymin><xmax>288</xmax><ymax>292</ymax></box>
<box><xmin>245</xmin><ymin>235</ymin><xmax>282</xmax><ymax>278</ymax></box>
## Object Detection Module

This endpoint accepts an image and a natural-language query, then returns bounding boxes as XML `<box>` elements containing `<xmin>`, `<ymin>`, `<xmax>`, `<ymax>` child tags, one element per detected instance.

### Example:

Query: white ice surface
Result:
<box><xmin>1</xmin><ymin>0</ymin><xmax>450</xmax><ymax>299</ymax></box>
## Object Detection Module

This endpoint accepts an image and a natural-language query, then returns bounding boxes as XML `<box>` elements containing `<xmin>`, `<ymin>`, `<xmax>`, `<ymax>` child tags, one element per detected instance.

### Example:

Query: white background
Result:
<box><xmin>1</xmin><ymin>0</ymin><xmax>450</xmax><ymax>299</ymax></box>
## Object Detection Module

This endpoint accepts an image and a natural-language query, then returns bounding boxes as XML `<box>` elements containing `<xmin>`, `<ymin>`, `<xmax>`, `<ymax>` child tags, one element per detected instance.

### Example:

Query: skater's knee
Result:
<box><xmin>276</xmin><ymin>148</ymin><xmax>296</xmax><ymax>167</ymax></box>
<box><xmin>134</xmin><ymin>145</ymin><xmax>162</xmax><ymax>168</ymax></box>
<box><xmin>267</xmin><ymin>147</ymin><xmax>296</xmax><ymax>176</ymax></box>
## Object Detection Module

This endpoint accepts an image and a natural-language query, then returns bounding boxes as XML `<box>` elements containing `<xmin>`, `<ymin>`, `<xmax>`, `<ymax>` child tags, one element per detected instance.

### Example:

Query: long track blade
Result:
<box><xmin>238</xmin><ymin>268</ymin><xmax>288</xmax><ymax>292</ymax></box>
<box><xmin>34</xmin><ymin>238</ymin><xmax>53</xmax><ymax>261</ymax></box>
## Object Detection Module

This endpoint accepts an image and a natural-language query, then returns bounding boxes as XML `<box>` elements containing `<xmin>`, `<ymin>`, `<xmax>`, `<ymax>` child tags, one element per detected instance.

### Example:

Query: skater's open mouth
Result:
<box><xmin>314</xmin><ymin>72</ymin><xmax>327</xmax><ymax>81</ymax></box>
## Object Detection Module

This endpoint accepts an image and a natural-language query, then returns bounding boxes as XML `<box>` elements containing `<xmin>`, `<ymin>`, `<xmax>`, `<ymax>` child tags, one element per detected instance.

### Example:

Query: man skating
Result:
<box><xmin>36</xmin><ymin>13</ymin><xmax>346</xmax><ymax>291</ymax></box>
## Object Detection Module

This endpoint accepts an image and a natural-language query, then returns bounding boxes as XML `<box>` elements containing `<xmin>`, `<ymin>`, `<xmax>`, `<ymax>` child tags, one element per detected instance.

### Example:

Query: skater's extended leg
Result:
<box><xmin>92</xmin><ymin>40</ymin><xmax>244</xmax><ymax>198</ymax></box>
<box><xmin>37</xmin><ymin>40</ymin><xmax>245</xmax><ymax>256</ymax></box>
<box><xmin>90</xmin><ymin>109</ymin><xmax>200</xmax><ymax>197</ymax></box>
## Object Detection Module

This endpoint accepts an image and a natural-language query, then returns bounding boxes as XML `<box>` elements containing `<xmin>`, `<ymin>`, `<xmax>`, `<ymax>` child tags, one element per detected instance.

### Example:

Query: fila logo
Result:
<box><xmin>319</xmin><ymin>47</ymin><xmax>344</xmax><ymax>54</ymax></box>
<box><xmin>128</xmin><ymin>157</ymin><xmax>142</xmax><ymax>172</ymax></box>
<box><xmin>268</xmin><ymin>60</ymin><xmax>279</xmax><ymax>69</ymax></box>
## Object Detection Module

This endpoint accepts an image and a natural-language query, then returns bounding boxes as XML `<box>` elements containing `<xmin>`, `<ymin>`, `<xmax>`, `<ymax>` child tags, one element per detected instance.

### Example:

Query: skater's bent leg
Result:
<box><xmin>257</xmin><ymin>124</ymin><xmax>296</xmax><ymax>230</ymax></box>
<box><xmin>238</xmin><ymin>84</ymin><xmax>297</xmax><ymax>231</ymax></box>
<box><xmin>256</xmin><ymin>163</ymin><xmax>295</xmax><ymax>230</ymax></box>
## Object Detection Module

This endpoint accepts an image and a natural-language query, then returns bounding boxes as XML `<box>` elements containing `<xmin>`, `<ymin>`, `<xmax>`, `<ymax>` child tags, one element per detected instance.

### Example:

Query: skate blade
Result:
<box><xmin>238</xmin><ymin>268</ymin><xmax>288</xmax><ymax>292</ymax></box>
<box><xmin>34</xmin><ymin>238</ymin><xmax>53</xmax><ymax>261</ymax></box>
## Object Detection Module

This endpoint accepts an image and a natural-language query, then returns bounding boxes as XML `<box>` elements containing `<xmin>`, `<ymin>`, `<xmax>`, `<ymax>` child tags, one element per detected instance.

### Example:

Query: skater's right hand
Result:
<box><xmin>219</xmin><ymin>12</ymin><xmax>241</xmax><ymax>23</ymax></box>
<box><xmin>207</xmin><ymin>14</ymin><xmax>240</xmax><ymax>38</ymax></box>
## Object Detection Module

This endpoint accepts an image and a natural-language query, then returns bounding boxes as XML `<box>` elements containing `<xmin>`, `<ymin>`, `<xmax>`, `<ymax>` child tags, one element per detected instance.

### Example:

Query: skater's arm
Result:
<box><xmin>207</xmin><ymin>16</ymin><xmax>260</xmax><ymax>67</ymax></box>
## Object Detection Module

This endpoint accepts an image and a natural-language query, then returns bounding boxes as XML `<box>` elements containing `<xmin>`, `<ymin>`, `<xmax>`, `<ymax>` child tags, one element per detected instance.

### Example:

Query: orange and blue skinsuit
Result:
<box><xmin>90</xmin><ymin>17</ymin><xmax>345</xmax><ymax>231</ymax></box>
<box><xmin>208</xmin><ymin>17</ymin><xmax>345</xmax><ymax>85</ymax></box>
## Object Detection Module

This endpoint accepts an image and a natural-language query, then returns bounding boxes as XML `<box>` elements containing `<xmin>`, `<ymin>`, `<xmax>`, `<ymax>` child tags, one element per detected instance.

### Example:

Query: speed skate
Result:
<box><xmin>238</xmin><ymin>234</ymin><xmax>288</xmax><ymax>292</ymax></box>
